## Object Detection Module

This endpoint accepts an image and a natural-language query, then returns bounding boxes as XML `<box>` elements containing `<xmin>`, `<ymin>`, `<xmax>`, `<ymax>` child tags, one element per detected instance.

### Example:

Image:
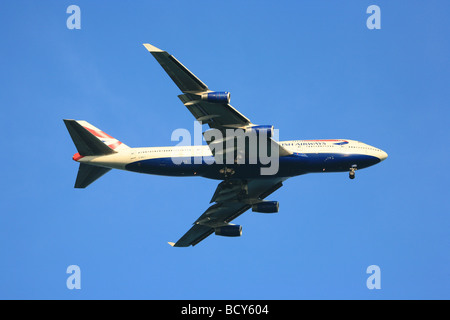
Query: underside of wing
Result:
<box><xmin>169</xmin><ymin>178</ymin><xmax>285</xmax><ymax>247</ymax></box>
<box><xmin>143</xmin><ymin>43</ymin><xmax>251</xmax><ymax>129</ymax></box>
<box><xmin>143</xmin><ymin>43</ymin><xmax>208</xmax><ymax>93</ymax></box>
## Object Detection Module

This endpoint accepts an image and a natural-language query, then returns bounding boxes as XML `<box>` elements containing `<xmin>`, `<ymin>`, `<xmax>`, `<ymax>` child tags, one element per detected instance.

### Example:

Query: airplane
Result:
<box><xmin>63</xmin><ymin>43</ymin><xmax>388</xmax><ymax>247</ymax></box>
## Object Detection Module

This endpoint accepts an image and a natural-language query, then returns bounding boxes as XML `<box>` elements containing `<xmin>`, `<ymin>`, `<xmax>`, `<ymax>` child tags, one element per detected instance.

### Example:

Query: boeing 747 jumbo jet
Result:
<box><xmin>64</xmin><ymin>43</ymin><xmax>388</xmax><ymax>247</ymax></box>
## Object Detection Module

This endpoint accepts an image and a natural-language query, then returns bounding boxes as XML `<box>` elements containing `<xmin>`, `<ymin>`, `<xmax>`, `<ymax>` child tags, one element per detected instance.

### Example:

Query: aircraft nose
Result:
<box><xmin>379</xmin><ymin>150</ymin><xmax>388</xmax><ymax>162</ymax></box>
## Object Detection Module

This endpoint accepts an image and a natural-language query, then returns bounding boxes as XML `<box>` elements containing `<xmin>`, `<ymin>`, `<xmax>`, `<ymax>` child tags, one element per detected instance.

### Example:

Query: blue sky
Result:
<box><xmin>0</xmin><ymin>1</ymin><xmax>449</xmax><ymax>299</ymax></box>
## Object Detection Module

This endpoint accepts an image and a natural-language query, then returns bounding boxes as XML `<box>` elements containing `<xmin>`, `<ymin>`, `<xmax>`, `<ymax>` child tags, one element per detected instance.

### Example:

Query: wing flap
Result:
<box><xmin>178</xmin><ymin>93</ymin><xmax>251</xmax><ymax>128</ymax></box>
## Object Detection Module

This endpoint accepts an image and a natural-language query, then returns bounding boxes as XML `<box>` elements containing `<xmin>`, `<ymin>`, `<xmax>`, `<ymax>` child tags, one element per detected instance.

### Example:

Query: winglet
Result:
<box><xmin>168</xmin><ymin>242</ymin><xmax>176</xmax><ymax>247</ymax></box>
<box><xmin>143</xmin><ymin>43</ymin><xmax>163</xmax><ymax>53</ymax></box>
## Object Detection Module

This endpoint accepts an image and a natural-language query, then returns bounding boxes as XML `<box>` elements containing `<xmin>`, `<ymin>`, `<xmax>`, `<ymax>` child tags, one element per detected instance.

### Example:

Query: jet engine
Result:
<box><xmin>215</xmin><ymin>225</ymin><xmax>242</xmax><ymax>237</ymax></box>
<box><xmin>252</xmin><ymin>201</ymin><xmax>279</xmax><ymax>213</ymax></box>
<box><xmin>201</xmin><ymin>91</ymin><xmax>230</xmax><ymax>103</ymax></box>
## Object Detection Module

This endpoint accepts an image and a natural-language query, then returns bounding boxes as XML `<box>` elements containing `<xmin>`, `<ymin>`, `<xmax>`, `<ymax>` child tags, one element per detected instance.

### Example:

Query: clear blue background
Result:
<box><xmin>1</xmin><ymin>0</ymin><xmax>449</xmax><ymax>299</ymax></box>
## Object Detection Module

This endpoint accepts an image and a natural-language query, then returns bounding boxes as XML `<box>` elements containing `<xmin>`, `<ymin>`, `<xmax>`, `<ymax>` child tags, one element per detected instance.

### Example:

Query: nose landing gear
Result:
<box><xmin>349</xmin><ymin>165</ymin><xmax>357</xmax><ymax>180</ymax></box>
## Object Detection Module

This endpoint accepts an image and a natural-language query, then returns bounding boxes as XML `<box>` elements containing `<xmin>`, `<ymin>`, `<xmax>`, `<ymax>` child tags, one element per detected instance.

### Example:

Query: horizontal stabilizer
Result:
<box><xmin>75</xmin><ymin>163</ymin><xmax>111</xmax><ymax>188</ymax></box>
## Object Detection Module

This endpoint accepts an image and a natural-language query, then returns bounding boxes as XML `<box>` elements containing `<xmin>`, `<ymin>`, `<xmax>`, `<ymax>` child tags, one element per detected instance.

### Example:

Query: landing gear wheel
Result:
<box><xmin>349</xmin><ymin>165</ymin><xmax>357</xmax><ymax>180</ymax></box>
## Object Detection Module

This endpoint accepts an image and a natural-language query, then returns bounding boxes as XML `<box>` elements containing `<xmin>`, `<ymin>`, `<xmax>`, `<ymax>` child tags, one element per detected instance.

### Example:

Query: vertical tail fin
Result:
<box><xmin>63</xmin><ymin>119</ymin><xmax>129</xmax><ymax>156</ymax></box>
<box><xmin>63</xmin><ymin>119</ymin><xmax>129</xmax><ymax>188</ymax></box>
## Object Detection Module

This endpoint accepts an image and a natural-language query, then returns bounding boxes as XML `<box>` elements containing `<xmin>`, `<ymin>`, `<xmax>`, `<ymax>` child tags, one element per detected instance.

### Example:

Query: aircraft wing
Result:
<box><xmin>143</xmin><ymin>43</ymin><xmax>251</xmax><ymax>130</ymax></box>
<box><xmin>143</xmin><ymin>43</ymin><xmax>292</xmax><ymax>160</ymax></box>
<box><xmin>169</xmin><ymin>178</ymin><xmax>285</xmax><ymax>247</ymax></box>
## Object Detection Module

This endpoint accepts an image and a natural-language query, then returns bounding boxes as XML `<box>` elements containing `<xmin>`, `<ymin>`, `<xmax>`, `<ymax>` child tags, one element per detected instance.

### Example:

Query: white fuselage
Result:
<box><xmin>75</xmin><ymin>139</ymin><xmax>387</xmax><ymax>180</ymax></box>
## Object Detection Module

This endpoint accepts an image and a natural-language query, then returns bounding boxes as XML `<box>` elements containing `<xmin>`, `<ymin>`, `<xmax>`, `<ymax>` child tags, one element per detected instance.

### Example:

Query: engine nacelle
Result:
<box><xmin>215</xmin><ymin>225</ymin><xmax>242</xmax><ymax>237</ymax></box>
<box><xmin>252</xmin><ymin>201</ymin><xmax>279</xmax><ymax>213</ymax></box>
<box><xmin>201</xmin><ymin>91</ymin><xmax>230</xmax><ymax>103</ymax></box>
<box><xmin>246</xmin><ymin>125</ymin><xmax>274</xmax><ymax>138</ymax></box>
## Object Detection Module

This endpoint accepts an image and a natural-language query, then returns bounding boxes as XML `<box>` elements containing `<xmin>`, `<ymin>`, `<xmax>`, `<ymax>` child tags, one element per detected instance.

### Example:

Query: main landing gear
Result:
<box><xmin>349</xmin><ymin>165</ymin><xmax>357</xmax><ymax>180</ymax></box>
<box><xmin>220</xmin><ymin>166</ymin><xmax>235</xmax><ymax>179</ymax></box>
